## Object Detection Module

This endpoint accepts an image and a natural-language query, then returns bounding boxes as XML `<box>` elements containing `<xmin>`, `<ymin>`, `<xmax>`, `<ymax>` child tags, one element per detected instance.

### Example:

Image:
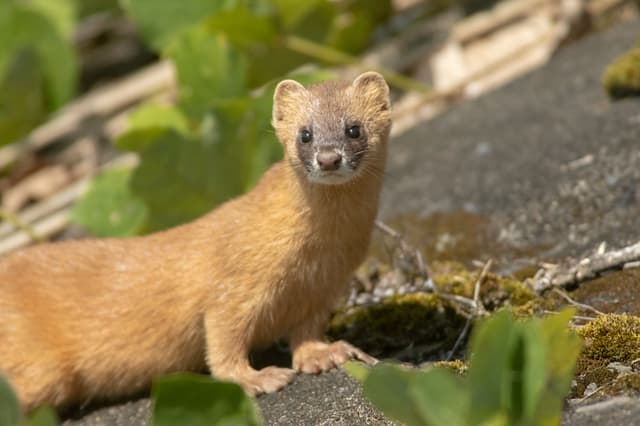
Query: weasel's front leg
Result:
<box><xmin>290</xmin><ymin>315</ymin><xmax>377</xmax><ymax>375</ymax></box>
<box><xmin>204</xmin><ymin>313</ymin><xmax>295</xmax><ymax>395</ymax></box>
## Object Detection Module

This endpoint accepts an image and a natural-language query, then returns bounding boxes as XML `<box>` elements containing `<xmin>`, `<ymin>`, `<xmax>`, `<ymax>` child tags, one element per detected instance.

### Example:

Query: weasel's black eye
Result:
<box><xmin>300</xmin><ymin>129</ymin><xmax>313</xmax><ymax>143</ymax></box>
<box><xmin>346</xmin><ymin>125</ymin><xmax>360</xmax><ymax>139</ymax></box>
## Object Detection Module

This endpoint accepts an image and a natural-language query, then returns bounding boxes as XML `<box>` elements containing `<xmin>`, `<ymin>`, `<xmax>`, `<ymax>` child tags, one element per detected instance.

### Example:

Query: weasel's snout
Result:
<box><xmin>316</xmin><ymin>151</ymin><xmax>342</xmax><ymax>171</ymax></box>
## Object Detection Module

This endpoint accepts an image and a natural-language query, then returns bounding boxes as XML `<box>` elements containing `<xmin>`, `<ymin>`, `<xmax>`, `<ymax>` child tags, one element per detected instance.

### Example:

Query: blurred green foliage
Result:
<box><xmin>73</xmin><ymin>0</ymin><xmax>390</xmax><ymax>235</ymax></box>
<box><xmin>347</xmin><ymin>309</ymin><xmax>582</xmax><ymax>426</ymax></box>
<box><xmin>602</xmin><ymin>46</ymin><xmax>640</xmax><ymax>99</ymax></box>
<box><xmin>78</xmin><ymin>0</ymin><xmax>122</xmax><ymax>18</ymax></box>
<box><xmin>152</xmin><ymin>374</ymin><xmax>262</xmax><ymax>426</ymax></box>
<box><xmin>71</xmin><ymin>167</ymin><xmax>147</xmax><ymax>237</ymax></box>
<box><xmin>0</xmin><ymin>372</ymin><xmax>261</xmax><ymax>425</ymax></box>
<box><xmin>0</xmin><ymin>375</ymin><xmax>59</xmax><ymax>426</ymax></box>
<box><xmin>0</xmin><ymin>0</ymin><xmax>77</xmax><ymax>145</ymax></box>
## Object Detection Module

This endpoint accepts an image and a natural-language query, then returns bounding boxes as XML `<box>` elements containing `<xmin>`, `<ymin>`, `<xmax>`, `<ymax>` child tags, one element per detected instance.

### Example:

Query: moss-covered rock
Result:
<box><xmin>433</xmin><ymin>359</ymin><xmax>468</xmax><ymax>374</ymax></box>
<box><xmin>578</xmin><ymin>314</ymin><xmax>640</xmax><ymax>363</ymax></box>
<box><xmin>432</xmin><ymin>263</ymin><xmax>538</xmax><ymax>311</ymax></box>
<box><xmin>572</xmin><ymin>358</ymin><xmax>617</xmax><ymax>397</ymax></box>
<box><xmin>610</xmin><ymin>372</ymin><xmax>640</xmax><ymax>395</ymax></box>
<box><xmin>602</xmin><ymin>47</ymin><xmax>640</xmax><ymax>99</ymax></box>
<box><xmin>328</xmin><ymin>293</ymin><xmax>465</xmax><ymax>363</ymax></box>
<box><xmin>572</xmin><ymin>314</ymin><xmax>640</xmax><ymax>398</ymax></box>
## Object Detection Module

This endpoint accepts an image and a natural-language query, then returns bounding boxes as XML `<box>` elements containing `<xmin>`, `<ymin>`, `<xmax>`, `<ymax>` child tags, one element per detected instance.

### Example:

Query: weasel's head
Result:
<box><xmin>272</xmin><ymin>72</ymin><xmax>391</xmax><ymax>185</ymax></box>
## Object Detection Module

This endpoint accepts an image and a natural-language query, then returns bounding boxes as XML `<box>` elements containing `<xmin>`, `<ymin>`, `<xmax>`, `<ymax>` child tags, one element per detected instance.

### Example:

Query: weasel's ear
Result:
<box><xmin>273</xmin><ymin>79</ymin><xmax>307</xmax><ymax>123</ymax></box>
<box><xmin>352</xmin><ymin>71</ymin><xmax>390</xmax><ymax>111</ymax></box>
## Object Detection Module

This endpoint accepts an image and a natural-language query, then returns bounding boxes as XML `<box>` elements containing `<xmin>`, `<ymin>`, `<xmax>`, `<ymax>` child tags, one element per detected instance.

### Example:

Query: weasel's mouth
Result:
<box><xmin>306</xmin><ymin>168</ymin><xmax>357</xmax><ymax>185</ymax></box>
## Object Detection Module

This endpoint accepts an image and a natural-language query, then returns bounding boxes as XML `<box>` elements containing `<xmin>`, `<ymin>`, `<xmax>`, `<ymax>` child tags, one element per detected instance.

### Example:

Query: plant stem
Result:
<box><xmin>282</xmin><ymin>35</ymin><xmax>431</xmax><ymax>94</ymax></box>
<box><xmin>0</xmin><ymin>209</ymin><xmax>45</xmax><ymax>243</ymax></box>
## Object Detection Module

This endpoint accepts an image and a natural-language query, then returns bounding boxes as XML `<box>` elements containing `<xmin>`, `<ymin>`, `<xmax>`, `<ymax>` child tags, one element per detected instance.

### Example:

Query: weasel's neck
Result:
<box><xmin>284</xmin><ymin>159</ymin><xmax>386</xmax><ymax>232</ymax></box>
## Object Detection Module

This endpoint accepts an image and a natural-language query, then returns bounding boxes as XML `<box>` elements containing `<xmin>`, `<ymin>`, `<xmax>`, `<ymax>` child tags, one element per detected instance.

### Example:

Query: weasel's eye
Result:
<box><xmin>300</xmin><ymin>129</ymin><xmax>313</xmax><ymax>143</ymax></box>
<box><xmin>346</xmin><ymin>125</ymin><xmax>360</xmax><ymax>139</ymax></box>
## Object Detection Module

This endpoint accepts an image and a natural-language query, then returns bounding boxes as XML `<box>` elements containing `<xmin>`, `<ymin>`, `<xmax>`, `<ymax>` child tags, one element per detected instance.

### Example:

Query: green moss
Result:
<box><xmin>603</xmin><ymin>47</ymin><xmax>640</xmax><ymax>99</ymax></box>
<box><xmin>572</xmin><ymin>358</ymin><xmax>615</xmax><ymax>397</ymax></box>
<box><xmin>434</xmin><ymin>265</ymin><xmax>537</xmax><ymax>310</ymax></box>
<box><xmin>568</xmin><ymin>269</ymin><xmax>640</xmax><ymax>316</ymax></box>
<box><xmin>572</xmin><ymin>315</ymin><xmax>640</xmax><ymax>398</ymax></box>
<box><xmin>433</xmin><ymin>359</ymin><xmax>468</xmax><ymax>374</ymax></box>
<box><xmin>610</xmin><ymin>373</ymin><xmax>640</xmax><ymax>394</ymax></box>
<box><xmin>328</xmin><ymin>293</ymin><xmax>465</xmax><ymax>363</ymax></box>
<box><xmin>578</xmin><ymin>314</ymin><xmax>640</xmax><ymax>363</ymax></box>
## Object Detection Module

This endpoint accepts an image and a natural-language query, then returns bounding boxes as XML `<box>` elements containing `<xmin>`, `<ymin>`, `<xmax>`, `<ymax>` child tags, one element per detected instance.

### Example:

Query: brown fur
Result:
<box><xmin>0</xmin><ymin>72</ymin><xmax>391</xmax><ymax>411</ymax></box>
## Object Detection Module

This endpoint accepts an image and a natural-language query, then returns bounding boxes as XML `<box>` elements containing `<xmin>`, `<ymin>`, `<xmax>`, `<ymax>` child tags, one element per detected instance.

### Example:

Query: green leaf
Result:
<box><xmin>363</xmin><ymin>363</ymin><xmax>425</xmax><ymax>426</ymax></box>
<box><xmin>166</xmin><ymin>27</ymin><xmax>248</xmax><ymax>119</ymax></box>
<box><xmin>326</xmin><ymin>0</ymin><xmax>392</xmax><ymax>54</ymax></box>
<box><xmin>0</xmin><ymin>49</ymin><xmax>47</xmax><ymax>146</ymax></box>
<box><xmin>130</xmin><ymin>132</ymin><xmax>223</xmax><ymax>232</ymax></box>
<box><xmin>343</xmin><ymin>361</ymin><xmax>370</xmax><ymax>382</ymax></box>
<box><xmin>24</xmin><ymin>407</ymin><xmax>59</xmax><ymax>426</ymax></box>
<box><xmin>204</xmin><ymin>5</ymin><xmax>275</xmax><ymax>49</ymax></box>
<box><xmin>120</xmin><ymin>0</ymin><xmax>223</xmax><ymax>49</ymax></box>
<box><xmin>534</xmin><ymin>309</ymin><xmax>582</xmax><ymax>425</ymax></box>
<box><xmin>358</xmin><ymin>310</ymin><xmax>582</xmax><ymax>426</ymax></box>
<box><xmin>22</xmin><ymin>0</ymin><xmax>77</xmax><ymax>38</ymax></box>
<box><xmin>410</xmin><ymin>368</ymin><xmax>469</xmax><ymax>426</ymax></box>
<box><xmin>71</xmin><ymin>168</ymin><xmax>147</xmax><ymax>237</ymax></box>
<box><xmin>0</xmin><ymin>375</ymin><xmax>21</xmax><ymax>426</ymax></box>
<box><xmin>115</xmin><ymin>103</ymin><xmax>191</xmax><ymax>152</ymax></box>
<box><xmin>244</xmin><ymin>85</ymin><xmax>282</xmax><ymax>187</ymax></box>
<box><xmin>271</xmin><ymin>0</ymin><xmax>324</xmax><ymax>29</ymax></box>
<box><xmin>113</xmin><ymin>87</ymin><xmax>282</xmax><ymax>235</ymax></box>
<box><xmin>466</xmin><ymin>309</ymin><xmax>581</xmax><ymax>426</ymax></box>
<box><xmin>516</xmin><ymin>323</ymin><xmax>547</xmax><ymax>422</ymax></box>
<box><xmin>467</xmin><ymin>310</ymin><xmax>518</xmax><ymax>425</ymax></box>
<box><xmin>152</xmin><ymin>374</ymin><xmax>262</xmax><ymax>426</ymax></box>
<box><xmin>0</xmin><ymin>4</ymin><xmax>76</xmax><ymax>110</ymax></box>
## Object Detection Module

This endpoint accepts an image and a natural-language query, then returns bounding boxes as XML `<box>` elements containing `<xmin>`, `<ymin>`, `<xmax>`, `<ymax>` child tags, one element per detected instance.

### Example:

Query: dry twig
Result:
<box><xmin>446</xmin><ymin>259</ymin><xmax>492</xmax><ymax>360</ymax></box>
<box><xmin>0</xmin><ymin>154</ymin><xmax>138</xmax><ymax>255</ymax></box>
<box><xmin>375</xmin><ymin>219</ymin><xmax>432</xmax><ymax>278</ymax></box>
<box><xmin>533</xmin><ymin>240</ymin><xmax>640</xmax><ymax>291</ymax></box>
<box><xmin>551</xmin><ymin>288</ymin><xmax>605</xmax><ymax>316</ymax></box>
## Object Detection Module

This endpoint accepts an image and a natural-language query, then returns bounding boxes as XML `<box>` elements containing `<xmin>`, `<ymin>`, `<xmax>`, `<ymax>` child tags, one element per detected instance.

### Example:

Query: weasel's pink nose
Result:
<box><xmin>316</xmin><ymin>152</ymin><xmax>342</xmax><ymax>171</ymax></box>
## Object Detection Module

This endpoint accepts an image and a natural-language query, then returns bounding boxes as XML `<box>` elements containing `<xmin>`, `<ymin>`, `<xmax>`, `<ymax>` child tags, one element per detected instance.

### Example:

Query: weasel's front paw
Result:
<box><xmin>235</xmin><ymin>366</ymin><xmax>296</xmax><ymax>396</ymax></box>
<box><xmin>293</xmin><ymin>340</ymin><xmax>377</xmax><ymax>374</ymax></box>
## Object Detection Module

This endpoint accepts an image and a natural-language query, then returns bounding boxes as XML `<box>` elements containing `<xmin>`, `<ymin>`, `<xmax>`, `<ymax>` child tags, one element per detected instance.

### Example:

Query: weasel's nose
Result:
<box><xmin>316</xmin><ymin>151</ymin><xmax>342</xmax><ymax>171</ymax></box>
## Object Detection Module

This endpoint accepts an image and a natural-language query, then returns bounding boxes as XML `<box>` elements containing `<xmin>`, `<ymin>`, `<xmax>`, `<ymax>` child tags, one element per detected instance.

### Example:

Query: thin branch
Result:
<box><xmin>472</xmin><ymin>260</ymin><xmax>492</xmax><ymax>315</ymax></box>
<box><xmin>282</xmin><ymin>35</ymin><xmax>432</xmax><ymax>94</ymax></box>
<box><xmin>375</xmin><ymin>219</ymin><xmax>433</xmax><ymax>280</ymax></box>
<box><xmin>551</xmin><ymin>288</ymin><xmax>605</xmax><ymax>316</ymax></box>
<box><xmin>0</xmin><ymin>209</ymin><xmax>45</xmax><ymax>244</ymax></box>
<box><xmin>576</xmin><ymin>384</ymin><xmax>608</xmax><ymax>403</ymax></box>
<box><xmin>446</xmin><ymin>319</ymin><xmax>472</xmax><ymax>361</ymax></box>
<box><xmin>0</xmin><ymin>61</ymin><xmax>174</xmax><ymax>169</ymax></box>
<box><xmin>542</xmin><ymin>310</ymin><xmax>597</xmax><ymax>323</ymax></box>
<box><xmin>437</xmin><ymin>293</ymin><xmax>477</xmax><ymax>310</ymax></box>
<box><xmin>375</xmin><ymin>220</ymin><xmax>401</xmax><ymax>239</ymax></box>
<box><xmin>533</xmin><ymin>240</ymin><xmax>640</xmax><ymax>291</ymax></box>
<box><xmin>445</xmin><ymin>260</ymin><xmax>492</xmax><ymax>360</ymax></box>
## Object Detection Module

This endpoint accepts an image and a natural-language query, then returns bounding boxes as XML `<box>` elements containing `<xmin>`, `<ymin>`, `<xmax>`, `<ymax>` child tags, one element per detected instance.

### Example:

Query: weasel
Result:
<box><xmin>0</xmin><ymin>72</ymin><xmax>391</xmax><ymax>412</ymax></box>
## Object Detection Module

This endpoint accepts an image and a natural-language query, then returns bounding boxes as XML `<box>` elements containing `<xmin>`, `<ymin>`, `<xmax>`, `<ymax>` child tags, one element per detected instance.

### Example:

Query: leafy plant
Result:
<box><xmin>70</xmin><ymin>167</ymin><xmax>147</xmax><ymax>237</ymax></box>
<box><xmin>348</xmin><ymin>309</ymin><xmax>582</xmax><ymax>426</ymax></box>
<box><xmin>73</xmin><ymin>0</ymin><xmax>392</xmax><ymax>236</ymax></box>
<box><xmin>0</xmin><ymin>0</ymin><xmax>77</xmax><ymax>146</ymax></box>
<box><xmin>1</xmin><ymin>372</ymin><xmax>263</xmax><ymax>426</ymax></box>
<box><xmin>0</xmin><ymin>375</ymin><xmax>58</xmax><ymax>426</ymax></box>
<box><xmin>152</xmin><ymin>374</ymin><xmax>262</xmax><ymax>426</ymax></box>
